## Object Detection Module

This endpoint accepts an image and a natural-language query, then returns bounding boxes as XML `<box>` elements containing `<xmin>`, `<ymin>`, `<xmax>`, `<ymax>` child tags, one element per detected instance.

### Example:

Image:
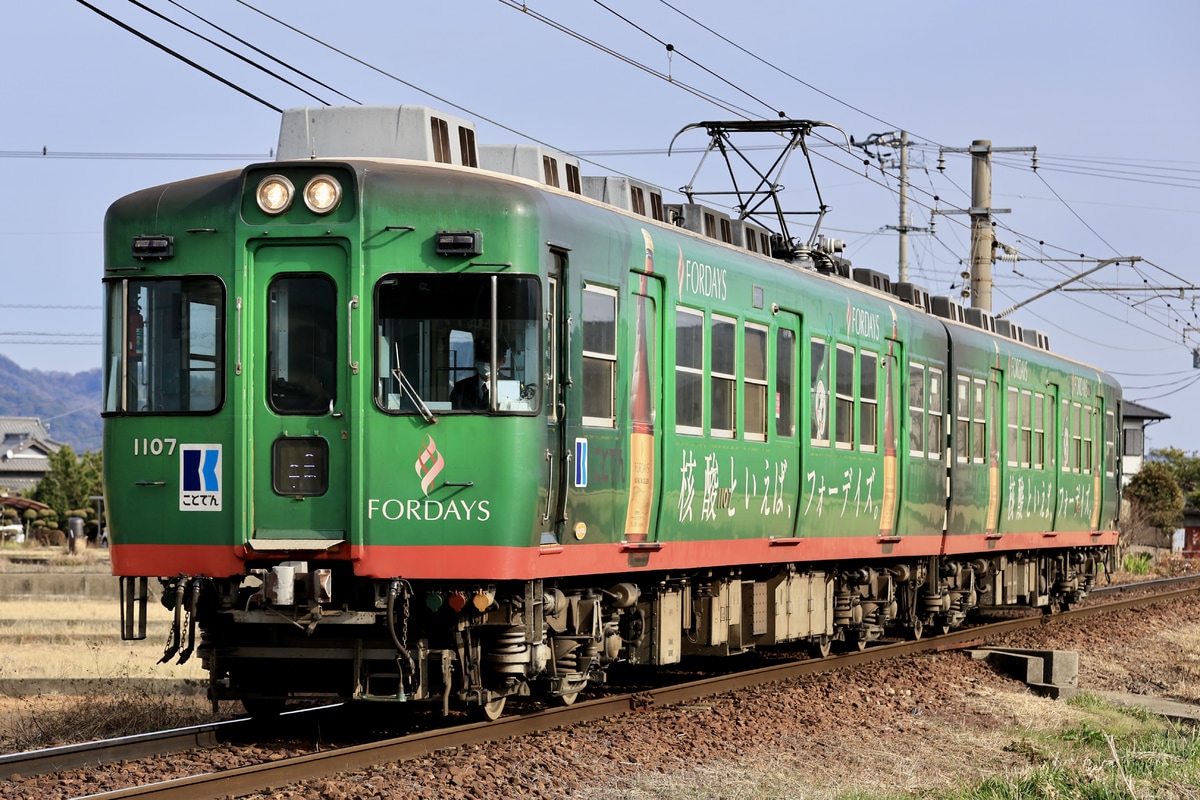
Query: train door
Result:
<box><xmin>247</xmin><ymin>243</ymin><xmax>352</xmax><ymax>549</ymax></box>
<box><xmin>1047</xmin><ymin>381</ymin><xmax>1061</xmax><ymax>529</ymax></box>
<box><xmin>544</xmin><ymin>251</ymin><xmax>569</xmax><ymax>544</ymax></box>
<box><xmin>628</xmin><ymin>270</ymin><xmax>664</xmax><ymax>543</ymax></box>
<box><xmin>878</xmin><ymin>339</ymin><xmax>903</xmax><ymax>538</ymax></box>
<box><xmin>775</xmin><ymin>312</ymin><xmax>802</xmax><ymax>537</ymax></box>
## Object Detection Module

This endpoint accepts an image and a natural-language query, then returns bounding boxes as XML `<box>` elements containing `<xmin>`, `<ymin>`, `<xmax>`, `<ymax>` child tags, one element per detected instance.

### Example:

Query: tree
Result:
<box><xmin>1148</xmin><ymin>447</ymin><xmax>1200</xmax><ymax>508</ymax></box>
<box><xmin>1124</xmin><ymin>461</ymin><xmax>1184</xmax><ymax>545</ymax></box>
<box><xmin>28</xmin><ymin>445</ymin><xmax>102</xmax><ymax>520</ymax></box>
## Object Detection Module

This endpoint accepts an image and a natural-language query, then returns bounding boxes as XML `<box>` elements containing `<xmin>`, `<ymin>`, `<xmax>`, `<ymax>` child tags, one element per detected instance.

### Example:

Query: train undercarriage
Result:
<box><xmin>127</xmin><ymin>547</ymin><xmax>1111</xmax><ymax>719</ymax></box>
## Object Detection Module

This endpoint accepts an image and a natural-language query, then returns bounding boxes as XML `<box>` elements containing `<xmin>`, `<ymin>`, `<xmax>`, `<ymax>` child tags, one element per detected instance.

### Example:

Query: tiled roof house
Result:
<box><xmin>0</xmin><ymin>416</ymin><xmax>65</xmax><ymax>495</ymax></box>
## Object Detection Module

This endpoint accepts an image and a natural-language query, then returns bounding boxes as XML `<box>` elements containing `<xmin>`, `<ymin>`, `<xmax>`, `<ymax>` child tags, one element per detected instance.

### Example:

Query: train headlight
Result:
<box><xmin>303</xmin><ymin>175</ymin><xmax>342</xmax><ymax>214</ymax></box>
<box><xmin>256</xmin><ymin>175</ymin><xmax>295</xmax><ymax>215</ymax></box>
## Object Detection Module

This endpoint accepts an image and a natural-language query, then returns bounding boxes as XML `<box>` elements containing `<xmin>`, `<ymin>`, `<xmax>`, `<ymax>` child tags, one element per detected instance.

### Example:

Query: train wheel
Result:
<box><xmin>476</xmin><ymin>695</ymin><xmax>507</xmax><ymax>721</ymax></box>
<box><xmin>809</xmin><ymin>636</ymin><xmax>832</xmax><ymax>659</ymax></box>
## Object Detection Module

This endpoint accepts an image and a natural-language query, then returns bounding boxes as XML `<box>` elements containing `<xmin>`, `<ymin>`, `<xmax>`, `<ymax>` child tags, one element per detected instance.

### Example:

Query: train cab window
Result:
<box><xmin>711</xmin><ymin>315</ymin><xmax>736</xmax><ymax>438</ymax></box>
<box><xmin>775</xmin><ymin>329</ymin><xmax>795</xmax><ymax>438</ymax></box>
<box><xmin>744</xmin><ymin>323</ymin><xmax>768</xmax><ymax>441</ymax></box>
<box><xmin>374</xmin><ymin>274</ymin><xmax>540</xmax><ymax>416</ymax></box>
<box><xmin>810</xmin><ymin>338</ymin><xmax>830</xmax><ymax>446</ymax></box>
<box><xmin>102</xmin><ymin>277</ymin><xmax>224</xmax><ymax>414</ymax></box>
<box><xmin>582</xmin><ymin>286</ymin><xmax>617</xmax><ymax>427</ymax></box>
<box><xmin>835</xmin><ymin>344</ymin><xmax>854</xmax><ymax>449</ymax></box>
<box><xmin>858</xmin><ymin>351</ymin><xmax>878</xmax><ymax>452</ymax></box>
<box><xmin>268</xmin><ymin>275</ymin><xmax>337</xmax><ymax>415</ymax></box>
<box><xmin>675</xmin><ymin>307</ymin><xmax>704</xmax><ymax>435</ymax></box>
<box><xmin>908</xmin><ymin>362</ymin><xmax>925</xmax><ymax>457</ymax></box>
<box><xmin>927</xmin><ymin>367</ymin><xmax>944</xmax><ymax>461</ymax></box>
<box><xmin>955</xmin><ymin>375</ymin><xmax>970</xmax><ymax>463</ymax></box>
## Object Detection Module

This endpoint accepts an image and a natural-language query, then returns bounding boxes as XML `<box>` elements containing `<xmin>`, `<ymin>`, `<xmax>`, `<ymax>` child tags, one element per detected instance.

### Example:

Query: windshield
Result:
<box><xmin>103</xmin><ymin>277</ymin><xmax>224</xmax><ymax>414</ymax></box>
<box><xmin>375</xmin><ymin>274</ymin><xmax>540</xmax><ymax>415</ymax></box>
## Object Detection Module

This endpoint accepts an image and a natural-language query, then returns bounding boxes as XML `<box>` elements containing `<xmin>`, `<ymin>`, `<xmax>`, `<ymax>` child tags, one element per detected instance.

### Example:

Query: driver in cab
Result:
<box><xmin>451</xmin><ymin>339</ymin><xmax>506</xmax><ymax>411</ymax></box>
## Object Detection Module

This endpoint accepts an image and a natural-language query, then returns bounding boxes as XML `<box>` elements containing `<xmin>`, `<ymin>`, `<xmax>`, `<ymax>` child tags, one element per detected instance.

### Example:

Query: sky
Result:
<box><xmin>4</xmin><ymin>1</ymin><xmax>1198</xmax><ymax>451</ymax></box>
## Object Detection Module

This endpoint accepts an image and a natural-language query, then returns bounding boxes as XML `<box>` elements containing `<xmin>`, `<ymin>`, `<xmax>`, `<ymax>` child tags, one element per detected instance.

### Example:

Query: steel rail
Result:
<box><xmin>0</xmin><ymin>703</ymin><xmax>344</xmax><ymax>780</ymax></box>
<box><xmin>76</xmin><ymin>583</ymin><xmax>1200</xmax><ymax>800</ymax></box>
<box><xmin>0</xmin><ymin>721</ymin><xmax>237</xmax><ymax>780</ymax></box>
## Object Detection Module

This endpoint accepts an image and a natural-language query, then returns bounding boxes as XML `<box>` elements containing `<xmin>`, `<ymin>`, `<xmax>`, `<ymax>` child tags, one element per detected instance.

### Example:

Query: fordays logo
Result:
<box><xmin>180</xmin><ymin>444</ymin><xmax>221</xmax><ymax>512</ymax></box>
<box><xmin>414</xmin><ymin>435</ymin><xmax>445</xmax><ymax>496</ymax></box>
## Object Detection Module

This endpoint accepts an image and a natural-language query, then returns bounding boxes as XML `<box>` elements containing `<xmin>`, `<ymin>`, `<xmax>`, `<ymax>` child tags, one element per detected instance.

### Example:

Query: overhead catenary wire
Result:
<box><xmin>73</xmin><ymin>0</ymin><xmax>281</xmax><ymax>112</ymax></box>
<box><xmin>44</xmin><ymin>1</ymin><xmax>1200</xmax><ymax>385</ymax></box>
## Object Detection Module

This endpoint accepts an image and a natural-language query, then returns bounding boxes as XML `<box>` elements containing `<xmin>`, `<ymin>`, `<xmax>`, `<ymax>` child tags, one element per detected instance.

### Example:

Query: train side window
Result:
<box><xmin>835</xmin><ymin>344</ymin><xmax>855</xmax><ymax>449</ymax></box>
<box><xmin>1081</xmin><ymin>404</ymin><xmax>1094</xmax><ymax>473</ymax></box>
<box><xmin>1072</xmin><ymin>401</ymin><xmax>1083</xmax><ymax>473</ymax></box>
<box><xmin>1061</xmin><ymin>399</ymin><xmax>1072</xmax><ymax>473</ymax></box>
<box><xmin>858</xmin><ymin>350</ymin><xmax>878</xmax><ymax>452</ymax></box>
<box><xmin>810</xmin><ymin>338</ymin><xmax>830</xmax><ymax>446</ymax></box>
<box><xmin>1006</xmin><ymin>387</ymin><xmax>1020</xmax><ymax>468</ymax></box>
<box><xmin>581</xmin><ymin>286</ymin><xmax>617</xmax><ymax>428</ymax></box>
<box><xmin>1033</xmin><ymin>392</ymin><xmax>1046</xmax><ymax>470</ymax></box>
<box><xmin>711</xmin><ymin>315</ymin><xmax>736</xmax><ymax>438</ymax></box>
<box><xmin>675</xmin><ymin>307</ymin><xmax>704</xmax><ymax>435</ymax></box>
<box><xmin>955</xmin><ymin>375</ymin><xmax>970</xmax><ymax>463</ymax></box>
<box><xmin>927</xmin><ymin>367</ymin><xmax>943</xmax><ymax>461</ymax></box>
<box><xmin>744</xmin><ymin>323</ymin><xmax>768</xmax><ymax>442</ymax></box>
<box><xmin>775</xmin><ymin>329</ymin><xmax>795</xmax><ymax>438</ymax></box>
<box><xmin>1105</xmin><ymin>409</ymin><xmax>1116</xmax><ymax>477</ymax></box>
<box><xmin>908</xmin><ymin>362</ymin><xmax>925</xmax><ymax>457</ymax></box>
<box><xmin>1020</xmin><ymin>390</ymin><xmax>1033</xmax><ymax>468</ymax></box>
<box><xmin>972</xmin><ymin>378</ymin><xmax>987</xmax><ymax>464</ymax></box>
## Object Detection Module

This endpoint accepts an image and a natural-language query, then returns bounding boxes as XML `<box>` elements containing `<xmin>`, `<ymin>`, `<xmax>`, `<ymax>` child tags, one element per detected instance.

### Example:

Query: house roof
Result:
<box><xmin>1123</xmin><ymin>401</ymin><xmax>1171</xmax><ymax>422</ymax></box>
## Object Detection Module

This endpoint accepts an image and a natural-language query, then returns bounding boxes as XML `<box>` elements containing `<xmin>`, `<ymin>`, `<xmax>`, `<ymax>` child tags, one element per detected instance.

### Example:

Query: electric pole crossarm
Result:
<box><xmin>994</xmin><ymin>257</ymin><xmax>1141</xmax><ymax>318</ymax></box>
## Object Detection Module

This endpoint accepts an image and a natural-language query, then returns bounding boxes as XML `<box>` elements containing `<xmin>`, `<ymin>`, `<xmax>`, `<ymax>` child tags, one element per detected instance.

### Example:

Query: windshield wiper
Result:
<box><xmin>393</xmin><ymin>344</ymin><xmax>437</xmax><ymax>425</ymax></box>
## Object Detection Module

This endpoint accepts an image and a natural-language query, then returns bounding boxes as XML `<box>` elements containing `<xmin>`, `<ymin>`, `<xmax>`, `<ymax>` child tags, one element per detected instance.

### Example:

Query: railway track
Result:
<box><xmin>17</xmin><ymin>578</ymin><xmax>1194</xmax><ymax>800</ymax></box>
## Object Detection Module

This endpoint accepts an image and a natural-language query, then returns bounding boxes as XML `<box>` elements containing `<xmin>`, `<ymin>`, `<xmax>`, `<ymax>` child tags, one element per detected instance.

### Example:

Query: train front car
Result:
<box><xmin>104</xmin><ymin>107</ymin><xmax>558</xmax><ymax>718</ymax></box>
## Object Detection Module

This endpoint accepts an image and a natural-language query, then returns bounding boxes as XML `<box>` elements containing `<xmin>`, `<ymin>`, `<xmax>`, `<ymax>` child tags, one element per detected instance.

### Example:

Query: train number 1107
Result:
<box><xmin>133</xmin><ymin>438</ymin><xmax>178</xmax><ymax>456</ymax></box>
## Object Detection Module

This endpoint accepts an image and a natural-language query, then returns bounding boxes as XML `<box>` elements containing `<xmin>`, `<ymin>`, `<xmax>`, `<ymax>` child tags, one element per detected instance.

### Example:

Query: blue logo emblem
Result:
<box><xmin>180</xmin><ymin>444</ymin><xmax>222</xmax><ymax>511</ymax></box>
<box><xmin>574</xmin><ymin>438</ymin><xmax>588</xmax><ymax>488</ymax></box>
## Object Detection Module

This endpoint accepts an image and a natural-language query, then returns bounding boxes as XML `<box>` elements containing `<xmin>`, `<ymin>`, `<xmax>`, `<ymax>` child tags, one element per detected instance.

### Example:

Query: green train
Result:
<box><xmin>104</xmin><ymin>105</ymin><xmax>1119</xmax><ymax>718</ymax></box>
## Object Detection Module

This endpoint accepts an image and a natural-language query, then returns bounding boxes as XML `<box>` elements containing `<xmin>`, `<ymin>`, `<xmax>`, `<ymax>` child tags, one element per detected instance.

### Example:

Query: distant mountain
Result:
<box><xmin>0</xmin><ymin>353</ymin><xmax>102</xmax><ymax>453</ymax></box>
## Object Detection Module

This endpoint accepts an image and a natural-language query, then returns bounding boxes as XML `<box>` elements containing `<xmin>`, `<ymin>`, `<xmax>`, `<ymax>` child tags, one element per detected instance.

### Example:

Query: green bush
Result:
<box><xmin>1122</xmin><ymin>552</ymin><xmax>1153</xmax><ymax>575</ymax></box>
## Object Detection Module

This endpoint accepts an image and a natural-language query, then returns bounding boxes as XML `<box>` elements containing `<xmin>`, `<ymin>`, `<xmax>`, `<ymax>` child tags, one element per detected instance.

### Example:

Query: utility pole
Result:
<box><xmin>853</xmin><ymin>130</ymin><xmax>928</xmax><ymax>283</ymax></box>
<box><xmin>938</xmin><ymin>140</ymin><xmax>1036</xmax><ymax>311</ymax></box>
